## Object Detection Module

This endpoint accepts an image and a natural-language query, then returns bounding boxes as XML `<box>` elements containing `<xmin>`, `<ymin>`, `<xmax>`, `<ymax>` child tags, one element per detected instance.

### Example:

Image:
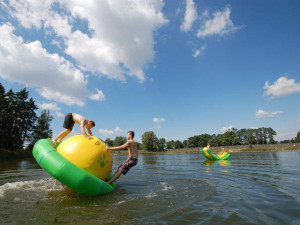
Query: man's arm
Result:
<box><xmin>106</xmin><ymin>142</ymin><xmax>129</xmax><ymax>151</ymax></box>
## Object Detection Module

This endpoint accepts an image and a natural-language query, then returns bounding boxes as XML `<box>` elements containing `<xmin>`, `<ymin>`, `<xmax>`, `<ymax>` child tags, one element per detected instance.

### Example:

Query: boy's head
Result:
<box><xmin>86</xmin><ymin>120</ymin><xmax>95</xmax><ymax>129</ymax></box>
<box><xmin>127</xmin><ymin>131</ymin><xmax>135</xmax><ymax>139</ymax></box>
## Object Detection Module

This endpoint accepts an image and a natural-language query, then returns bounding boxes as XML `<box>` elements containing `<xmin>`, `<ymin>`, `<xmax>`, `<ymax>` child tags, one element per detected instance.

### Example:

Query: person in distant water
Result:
<box><xmin>207</xmin><ymin>143</ymin><xmax>230</xmax><ymax>155</ymax></box>
<box><xmin>105</xmin><ymin>131</ymin><xmax>138</xmax><ymax>184</ymax></box>
<box><xmin>53</xmin><ymin>113</ymin><xmax>95</xmax><ymax>145</ymax></box>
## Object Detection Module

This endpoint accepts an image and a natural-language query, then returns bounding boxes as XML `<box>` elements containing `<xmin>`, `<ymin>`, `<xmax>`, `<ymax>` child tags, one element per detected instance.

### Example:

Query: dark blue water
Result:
<box><xmin>1</xmin><ymin>151</ymin><xmax>300</xmax><ymax>225</ymax></box>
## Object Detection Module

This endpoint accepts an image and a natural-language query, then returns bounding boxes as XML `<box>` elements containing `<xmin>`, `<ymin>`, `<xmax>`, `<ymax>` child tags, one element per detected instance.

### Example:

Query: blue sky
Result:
<box><xmin>0</xmin><ymin>0</ymin><xmax>300</xmax><ymax>142</ymax></box>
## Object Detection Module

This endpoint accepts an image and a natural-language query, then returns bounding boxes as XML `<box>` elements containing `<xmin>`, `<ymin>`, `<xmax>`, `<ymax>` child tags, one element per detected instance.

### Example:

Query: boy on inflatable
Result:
<box><xmin>105</xmin><ymin>131</ymin><xmax>138</xmax><ymax>184</ymax></box>
<box><xmin>53</xmin><ymin>113</ymin><xmax>95</xmax><ymax>145</ymax></box>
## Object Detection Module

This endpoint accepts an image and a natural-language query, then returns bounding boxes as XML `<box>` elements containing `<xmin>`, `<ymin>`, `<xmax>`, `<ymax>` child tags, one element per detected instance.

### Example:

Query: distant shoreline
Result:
<box><xmin>113</xmin><ymin>143</ymin><xmax>300</xmax><ymax>155</ymax></box>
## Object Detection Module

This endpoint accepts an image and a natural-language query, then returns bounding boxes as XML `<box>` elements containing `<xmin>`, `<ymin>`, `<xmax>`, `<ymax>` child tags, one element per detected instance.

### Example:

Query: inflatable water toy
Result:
<box><xmin>33</xmin><ymin>135</ymin><xmax>116</xmax><ymax>196</ymax></box>
<box><xmin>201</xmin><ymin>147</ymin><xmax>231</xmax><ymax>160</ymax></box>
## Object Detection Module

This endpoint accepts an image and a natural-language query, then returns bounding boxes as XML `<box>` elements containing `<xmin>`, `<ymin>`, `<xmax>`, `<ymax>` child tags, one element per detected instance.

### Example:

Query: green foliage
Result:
<box><xmin>105</xmin><ymin>138</ymin><xmax>114</xmax><ymax>146</ymax></box>
<box><xmin>157</xmin><ymin>138</ymin><xmax>166</xmax><ymax>151</ymax></box>
<box><xmin>0</xmin><ymin>83</ymin><xmax>37</xmax><ymax>150</ymax></box>
<box><xmin>114</xmin><ymin>136</ymin><xmax>127</xmax><ymax>146</ymax></box>
<box><xmin>141</xmin><ymin>131</ymin><xmax>158</xmax><ymax>151</ymax></box>
<box><xmin>27</xmin><ymin>110</ymin><xmax>53</xmax><ymax>150</ymax></box>
<box><xmin>295</xmin><ymin>131</ymin><xmax>300</xmax><ymax>143</ymax></box>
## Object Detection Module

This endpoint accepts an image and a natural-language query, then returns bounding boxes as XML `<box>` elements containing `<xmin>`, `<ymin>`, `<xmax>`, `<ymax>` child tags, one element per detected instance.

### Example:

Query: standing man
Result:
<box><xmin>106</xmin><ymin>131</ymin><xmax>138</xmax><ymax>184</ymax></box>
<box><xmin>53</xmin><ymin>113</ymin><xmax>95</xmax><ymax>145</ymax></box>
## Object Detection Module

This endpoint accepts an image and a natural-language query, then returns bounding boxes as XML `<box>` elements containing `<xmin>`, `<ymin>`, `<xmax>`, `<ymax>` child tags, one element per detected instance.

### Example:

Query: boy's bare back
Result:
<box><xmin>72</xmin><ymin>113</ymin><xmax>87</xmax><ymax>125</ymax></box>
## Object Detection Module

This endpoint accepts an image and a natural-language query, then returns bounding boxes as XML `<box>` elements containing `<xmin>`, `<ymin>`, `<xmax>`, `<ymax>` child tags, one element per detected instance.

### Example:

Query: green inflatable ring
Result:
<box><xmin>33</xmin><ymin>139</ymin><xmax>116</xmax><ymax>196</ymax></box>
<box><xmin>200</xmin><ymin>148</ymin><xmax>231</xmax><ymax>160</ymax></box>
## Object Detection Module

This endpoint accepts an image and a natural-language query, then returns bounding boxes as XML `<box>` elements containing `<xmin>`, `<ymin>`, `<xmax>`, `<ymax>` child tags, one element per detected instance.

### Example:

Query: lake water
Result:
<box><xmin>1</xmin><ymin>151</ymin><xmax>300</xmax><ymax>225</ymax></box>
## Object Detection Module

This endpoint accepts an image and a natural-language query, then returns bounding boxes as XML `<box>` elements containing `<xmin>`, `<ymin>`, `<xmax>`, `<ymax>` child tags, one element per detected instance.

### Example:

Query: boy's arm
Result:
<box><xmin>81</xmin><ymin>120</ymin><xmax>92</xmax><ymax>139</ymax></box>
<box><xmin>87</xmin><ymin>128</ymin><xmax>93</xmax><ymax>136</ymax></box>
<box><xmin>106</xmin><ymin>142</ymin><xmax>129</xmax><ymax>151</ymax></box>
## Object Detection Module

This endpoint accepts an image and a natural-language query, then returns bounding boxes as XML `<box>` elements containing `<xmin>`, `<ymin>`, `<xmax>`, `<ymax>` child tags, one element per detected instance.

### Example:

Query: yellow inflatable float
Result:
<box><xmin>57</xmin><ymin>135</ymin><xmax>113</xmax><ymax>181</ymax></box>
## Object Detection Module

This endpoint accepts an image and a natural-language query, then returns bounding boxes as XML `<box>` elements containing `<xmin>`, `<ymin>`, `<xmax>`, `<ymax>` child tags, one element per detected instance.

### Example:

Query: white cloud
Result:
<box><xmin>155</xmin><ymin>125</ymin><xmax>162</xmax><ymax>130</ymax></box>
<box><xmin>89</xmin><ymin>88</ymin><xmax>105</xmax><ymax>101</ymax></box>
<box><xmin>38</xmin><ymin>102</ymin><xmax>60</xmax><ymax>111</ymax></box>
<box><xmin>114</xmin><ymin>126</ymin><xmax>124</xmax><ymax>133</ymax></box>
<box><xmin>275</xmin><ymin>132</ymin><xmax>296</xmax><ymax>141</ymax></box>
<box><xmin>255</xmin><ymin>110</ymin><xmax>284</xmax><ymax>118</ymax></box>
<box><xmin>56</xmin><ymin>111</ymin><xmax>64</xmax><ymax>117</ymax></box>
<box><xmin>38</xmin><ymin>102</ymin><xmax>64</xmax><ymax>117</ymax></box>
<box><xmin>193</xmin><ymin>45</ymin><xmax>206</xmax><ymax>58</ymax></box>
<box><xmin>264</xmin><ymin>76</ymin><xmax>300</xmax><ymax>98</ymax></box>
<box><xmin>4</xmin><ymin>0</ymin><xmax>168</xmax><ymax>82</ymax></box>
<box><xmin>197</xmin><ymin>7</ymin><xmax>241</xmax><ymax>38</ymax></box>
<box><xmin>98</xmin><ymin>129</ymin><xmax>114</xmax><ymax>135</ymax></box>
<box><xmin>0</xmin><ymin>23</ymin><xmax>88</xmax><ymax>107</ymax></box>
<box><xmin>220</xmin><ymin>125</ymin><xmax>234</xmax><ymax>132</ymax></box>
<box><xmin>153</xmin><ymin>117</ymin><xmax>165</xmax><ymax>123</ymax></box>
<box><xmin>180</xmin><ymin>0</ymin><xmax>197</xmax><ymax>32</ymax></box>
<box><xmin>98</xmin><ymin>126</ymin><xmax>124</xmax><ymax>136</ymax></box>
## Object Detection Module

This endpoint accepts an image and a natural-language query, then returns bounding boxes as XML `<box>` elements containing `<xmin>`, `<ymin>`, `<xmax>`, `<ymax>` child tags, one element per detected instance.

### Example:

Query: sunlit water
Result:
<box><xmin>1</xmin><ymin>151</ymin><xmax>300</xmax><ymax>225</ymax></box>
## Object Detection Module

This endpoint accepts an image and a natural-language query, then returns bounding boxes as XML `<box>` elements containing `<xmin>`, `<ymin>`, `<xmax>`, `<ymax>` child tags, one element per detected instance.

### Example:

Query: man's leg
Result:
<box><xmin>53</xmin><ymin>129</ymin><xmax>71</xmax><ymax>144</ymax></box>
<box><xmin>107</xmin><ymin>168</ymin><xmax>122</xmax><ymax>184</ymax></box>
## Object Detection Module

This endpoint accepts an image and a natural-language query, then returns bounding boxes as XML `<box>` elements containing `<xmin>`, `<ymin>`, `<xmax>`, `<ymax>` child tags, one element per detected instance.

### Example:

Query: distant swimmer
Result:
<box><xmin>207</xmin><ymin>143</ymin><xmax>231</xmax><ymax>156</ymax></box>
<box><xmin>53</xmin><ymin>113</ymin><xmax>95</xmax><ymax>145</ymax></box>
<box><xmin>105</xmin><ymin>131</ymin><xmax>138</xmax><ymax>184</ymax></box>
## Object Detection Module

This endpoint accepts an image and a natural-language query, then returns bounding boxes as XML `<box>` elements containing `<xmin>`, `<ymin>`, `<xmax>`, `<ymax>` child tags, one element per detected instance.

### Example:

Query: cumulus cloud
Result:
<box><xmin>180</xmin><ymin>0</ymin><xmax>197</xmax><ymax>32</ymax></box>
<box><xmin>4</xmin><ymin>0</ymin><xmax>168</xmax><ymax>82</ymax></box>
<box><xmin>197</xmin><ymin>7</ymin><xmax>241</xmax><ymax>38</ymax></box>
<box><xmin>255</xmin><ymin>110</ymin><xmax>284</xmax><ymax>118</ymax></box>
<box><xmin>98</xmin><ymin>126</ymin><xmax>124</xmax><ymax>136</ymax></box>
<box><xmin>264</xmin><ymin>76</ymin><xmax>300</xmax><ymax>98</ymax></box>
<box><xmin>153</xmin><ymin>117</ymin><xmax>165</xmax><ymax>123</ymax></box>
<box><xmin>38</xmin><ymin>102</ymin><xmax>64</xmax><ymax>117</ymax></box>
<box><xmin>89</xmin><ymin>88</ymin><xmax>105</xmax><ymax>101</ymax></box>
<box><xmin>193</xmin><ymin>45</ymin><xmax>206</xmax><ymax>58</ymax></box>
<box><xmin>155</xmin><ymin>125</ymin><xmax>162</xmax><ymax>130</ymax></box>
<box><xmin>220</xmin><ymin>125</ymin><xmax>234</xmax><ymax>132</ymax></box>
<box><xmin>275</xmin><ymin>132</ymin><xmax>296</xmax><ymax>141</ymax></box>
<box><xmin>0</xmin><ymin>23</ymin><xmax>90</xmax><ymax>106</ymax></box>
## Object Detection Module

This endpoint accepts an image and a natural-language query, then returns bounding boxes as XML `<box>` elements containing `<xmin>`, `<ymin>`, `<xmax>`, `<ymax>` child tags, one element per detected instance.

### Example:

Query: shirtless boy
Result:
<box><xmin>105</xmin><ymin>131</ymin><xmax>138</xmax><ymax>184</ymax></box>
<box><xmin>53</xmin><ymin>113</ymin><xmax>95</xmax><ymax>144</ymax></box>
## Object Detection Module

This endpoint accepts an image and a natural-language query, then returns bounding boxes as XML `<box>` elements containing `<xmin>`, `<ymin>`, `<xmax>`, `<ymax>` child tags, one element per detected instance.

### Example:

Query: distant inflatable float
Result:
<box><xmin>33</xmin><ymin>135</ymin><xmax>116</xmax><ymax>196</ymax></box>
<box><xmin>201</xmin><ymin>147</ymin><xmax>231</xmax><ymax>160</ymax></box>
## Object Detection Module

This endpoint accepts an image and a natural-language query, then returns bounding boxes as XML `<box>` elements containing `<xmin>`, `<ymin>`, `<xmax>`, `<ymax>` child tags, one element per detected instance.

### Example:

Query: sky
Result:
<box><xmin>0</xmin><ymin>0</ymin><xmax>300</xmax><ymax>142</ymax></box>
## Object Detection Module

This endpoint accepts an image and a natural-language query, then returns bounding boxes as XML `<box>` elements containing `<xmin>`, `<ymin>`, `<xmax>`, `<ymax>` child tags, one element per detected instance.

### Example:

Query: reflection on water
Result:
<box><xmin>0</xmin><ymin>151</ymin><xmax>300</xmax><ymax>225</ymax></box>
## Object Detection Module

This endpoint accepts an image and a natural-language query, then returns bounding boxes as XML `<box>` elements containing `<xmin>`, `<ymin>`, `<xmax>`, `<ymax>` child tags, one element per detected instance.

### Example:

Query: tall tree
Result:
<box><xmin>27</xmin><ymin>110</ymin><xmax>53</xmax><ymax>150</ymax></box>
<box><xmin>0</xmin><ymin>85</ymin><xmax>37</xmax><ymax>150</ymax></box>
<box><xmin>142</xmin><ymin>131</ymin><xmax>158</xmax><ymax>151</ymax></box>
<box><xmin>114</xmin><ymin>136</ymin><xmax>127</xmax><ymax>146</ymax></box>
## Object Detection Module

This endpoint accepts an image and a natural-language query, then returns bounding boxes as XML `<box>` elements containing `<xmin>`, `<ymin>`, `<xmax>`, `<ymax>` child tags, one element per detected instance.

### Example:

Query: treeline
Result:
<box><xmin>138</xmin><ymin>128</ymin><xmax>293</xmax><ymax>152</ymax></box>
<box><xmin>280</xmin><ymin>131</ymin><xmax>300</xmax><ymax>143</ymax></box>
<box><xmin>0</xmin><ymin>83</ymin><xmax>53</xmax><ymax>152</ymax></box>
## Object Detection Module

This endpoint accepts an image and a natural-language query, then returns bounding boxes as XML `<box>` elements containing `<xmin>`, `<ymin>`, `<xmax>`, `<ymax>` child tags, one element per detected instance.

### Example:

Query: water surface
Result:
<box><xmin>1</xmin><ymin>151</ymin><xmax>300</xmax><ymax>225</ymax></box>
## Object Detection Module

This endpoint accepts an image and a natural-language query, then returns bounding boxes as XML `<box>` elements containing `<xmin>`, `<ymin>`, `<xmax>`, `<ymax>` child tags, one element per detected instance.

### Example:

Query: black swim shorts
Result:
<box><xmin>119</xmin><ymin>158</ymin><xmax>138</xmax><ymax>175</ymax></box>
<box><xmin>63</xmin><ymin>113</ymin><xmax>75</xmax><ymax>130</ymax></box>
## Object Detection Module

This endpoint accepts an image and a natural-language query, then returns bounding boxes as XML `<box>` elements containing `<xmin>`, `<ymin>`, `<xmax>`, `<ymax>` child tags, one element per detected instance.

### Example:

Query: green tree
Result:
<box><xmin>295</xmin><ymin>131</ymin><xmax>300</xmax><ymax>143</ymax></box>
<box><xmin>174</xmin><ymin>140</ymin><xmax>183</xmax><ymax>149</ymax></box>
<box><xmin>114</xmin><ymin>136</ymin><xmax>127</xmax><ymax>146</ymax></box>
<box><xmin>157</xmin><ymin>138</ymin><xmax>166</xmax><ymax>151</ymax></box>
<box><xmin>0</xmin><ymin>84</ymin><xmax>37</xmax><ymax>150</ymax></box>
<box><xmin>105</xmin><ymin>138</ymin><xmax>114</xmax><ymax>146</ymax></box>
<box><xmin>166</xmin><ymin>140</ymin><xmax>175</xmax><ymax>149</ymax></box>
<box><xmin>27</xmin><ymin>110</ymin><xmax>53</xmax><ymax>150</ymax></box>
<box><xmin>141</xmin><ymin>131</ymin><xmax>158</xmax><ymax>151</ymax></box>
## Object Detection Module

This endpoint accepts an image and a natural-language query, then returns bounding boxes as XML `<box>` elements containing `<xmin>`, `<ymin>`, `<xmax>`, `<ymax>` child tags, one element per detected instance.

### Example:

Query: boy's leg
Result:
<box><xmin>53</xmin><ymin>129</ymin><xmax>71</xmax><ymax>144</ymax></box>
<box><xmin>107</xmin><ymin>168</ymin><xmax>122</xmax><ymax>184</ymax></box>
